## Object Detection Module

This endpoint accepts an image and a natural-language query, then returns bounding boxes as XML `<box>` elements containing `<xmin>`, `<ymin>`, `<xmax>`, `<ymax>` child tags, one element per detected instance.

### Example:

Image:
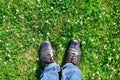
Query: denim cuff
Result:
<box><xmin>44</xmin><ymin>63</ymin><xmax>60</xmax><ymax>72</ymax></box>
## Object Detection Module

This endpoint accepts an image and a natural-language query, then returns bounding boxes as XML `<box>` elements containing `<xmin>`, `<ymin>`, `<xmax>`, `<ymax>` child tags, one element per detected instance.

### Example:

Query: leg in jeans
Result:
<box><xmin>61</xmin><ymin>63</ymin><xmax>82</xmax><ymax>80</ymax></box>
<box><xmin>40</xmin><ymin>63</ymin><xmax>60</xmax><ymax>80</ymax></box>
<box><xmin>39</xmin><ymin>41</ymin><xmax>60</xmax><ymax>80</ymax></box>
<box><xmin>62</xmin><ymin>39</ymin><xmax>82</xmax><ymax>80</ymax></box>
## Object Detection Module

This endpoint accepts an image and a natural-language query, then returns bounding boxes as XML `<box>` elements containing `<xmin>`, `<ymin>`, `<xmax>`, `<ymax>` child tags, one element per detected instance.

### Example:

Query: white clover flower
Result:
<box><xmin>36</xmin><ymin>58</ymin><xmax>39</xmax><ymax>61</ymax></box>
<box><xmin>117</xmin><ymin>10</ymin><xmax>119</xmax><ymax>12</ymax></box>
<box><xmin>35</xmin><ymin>26</ymin><xmax>38</xmax><ymax>28</ymax></box>
<box><xmin>33</xmin><ymin>68</ymin><xmax>36</xmax><ymax>71</ymax></box>
<box><xmin>105</xmin><ymin>38</ymin><xmax>107</xmax><ymax>40</ymax></box>
<box><xmin>82</xmin><ymin>41</ymin><xmax>86</xmax><ymax>44</ymax></box>
<box><xmin>20</xmin><ymin>44</ymin><xmax>23</xmax><ymax>48</ymax></box>
<box><xmin>90</xmin><ymin>39</ymin><xmax>94</xmax><ymax>42</ymax></box>
<box><xmin>96</xmin><ymin>71</ymin><xmax>99</xmax><ymax>74</ymax></box>
<box><xmin>46</xmin><ymin>32</ymin><xmax>50</xmax><ymax>36</ymax></box>
<box><xmin>75</xmin><ymin>21</ymin><xmax>78</xmax><ymax>24</ymax></box>
<box><xmin>59</xmin><ymin>44</ymin><xmax>62</xmax><ymax>47</ymax></box>
<box><xmin>7</xmin><ymin>54</ymin><xmax>11</xmax><ymax>57</ymax></box>
<box><xmin>92</xmin><ymin>73</ymin><xmax>95</xmax><ymax>76</ymax></box>
<box><xmin>113</xmin><ymin>49</ymin><xmax>115</xmax><ymax>51</ymax></box>
<box><xmin>40</xmin><ymin>9</ymin><xmax>43</xmax><ymax>12</ymax></box>
<box><xmin>92</xmin><ymin>66</ymin><xmax>95</xmax><ymax>68</ymax></box>
<box><xmin>87</xmin><ymin>17</ymin><xmax>90</xmax><ymax>19</ymax></box>
<box><xmin>46</xmin><ymin>20</ymin><xmax>49</xmax><ymax>23</ymax></box>
<box><xmin>90</xmin><ymin>63</ymin><xmax>92</xmax><ymax>65</ymax></box>
<box><xmin>100</xmin><ymin>63</ymin><xmax>102</xmax><ymax>66</ymax></box>
<box><xmin>3</xmin><ymin>15</ymin><xmax>5</xmax><ymax>18</ymax></box>
<box><xmin>106</xmin><ymin>64</ymin><xmax>109</xmax><ymax>67</ymax></box>
<box><xmin>76</xmin><ymin>10</ymin><xmax>78</xmax><ymax>13</ymax></box>
<box><xmin>61</xmin><ymin>48</ymin><xmax>64</xmax><ymax>51</ymax></box>
<box><xmin>107</xmin><ymin>40</ymin><xmax>109</xmax><ymax>43</ymax></box>
<box><xmin>6</xmin><ymin>48</ymin><xmax>10</xmax><ymax>52</ymax></box>
<box><xmin>103</xmin><ymin>45</ymin><xmax>107</xmax><ymax>50</ymax></box>
<box><xmin>14</xmin><ymin>26</ymin><xmax>16</xmax><ymax>28</ymax></box>
<box><xmin>20</xmin><ymin>14</ymin><xmax>24</xmax><ymax>19</ymax></box>
<box><xmin>9</xmin><ymin>58</ymin><xmax>12</xmax><ymax>61</ymax></box>
<box><xmin>116</xmin><ymin>55</ymin><xmax>119</xmax><ymax>60</ymax></box>
<box><xmin>16</xmin><ymin>9</ymin><xmax>19</xmax><ymax>12</ymax></box>
<box><xmin>37</xmin><ymin>0</ymin><xmax>40</xmax><ymax>3</ymax></box>
<box><xmin>6</xmin><ymin>30</ymin><xmax>9</xmax><ymax>32</ymax></box>
<box><xmin>95</xmin><ymin>56</ymin><xmax>98</xmax><ymax>59</ymax></box>
<box><xmin>112</xmin><ymin>68</ymin><xmax>116</xmax><ymax>72</ymax></box>
<box><xmin>111</xmin><ymin>67</ymin><xmax>116</xmax><ymax>72</ymax></box>
<box><xmin>102</xmin><ymin>7</ymin><xmax>105</xmax><ymax>10</ymax></box>
<box><xmin>79</xmin><ymin>16</ymin><xmax>82</xmax><ymax>19</ymax></box>
<box><xmin>0</xmin><ymin>40</ymin><xmax>2</xmax><ymax>42</ymax></box>
<box><xmin>108</xmin><ymin>57</ymin><xmax>111</xmax><ymax>61</ymax></box>
<box><xmin>51</xmin><ymin>6</ymin><xmax>54</xmax><ymax>9</ymax></box>
<box><xmin>80</xmin><ymin>21</ymin><xmax>83</xmax><ymax>25</ymax></box>
<box><xmin>98</xmin><ymin>77</ymin><xmax>101</xmax><ymax>80</ymax></box>
<box><xmin>92</xmin><ymin>77</ymin><xmax>94</xmax><ymax>79</ymax></box>
<box><xmin>102</xmin><ymin>12</ymin><xmax>105</xmax><ymax>15</ymax></box>
<box><xmin>32</xmin><ymin>38</ymin><xmax>35</xmax><ymax>42</ymax></box>
<box><xmin>113</xmin><ymin>22</ymin><xmax>116</xmax><ymax>25</ymax></box>
<box><xmin>67</xmin><ymin>19</ymin><xmax>70</xmax><ymax>22</ymax></box>
<box><xmin>99</xmin><ymin>15</ymin><xmax>102</xmax><ymax>18</ymax></box>
<box><xmin>4</xmin><ymin>62</ymin><xmax>7</xmax><ymax>65</ymax></box>
<box><xmin>110</xmin><ymin>74</ymin><xmax>112</xmax><ymax>78</ymax></box>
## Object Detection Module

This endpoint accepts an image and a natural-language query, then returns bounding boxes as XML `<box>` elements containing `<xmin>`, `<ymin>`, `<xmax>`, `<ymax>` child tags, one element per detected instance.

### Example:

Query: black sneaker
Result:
<box><xmin>66</xmin><ymin>39</ymin><xmax>82</xmax><ymax>65</ymax></box>
<box><xmin>39</xmin><ymin>40</ymin><xmax>56</xmax><ymax>66</ymax></box>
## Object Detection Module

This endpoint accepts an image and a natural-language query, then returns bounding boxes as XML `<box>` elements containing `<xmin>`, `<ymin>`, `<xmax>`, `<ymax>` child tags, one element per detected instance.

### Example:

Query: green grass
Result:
<box><xmin>0</xmin><ymin>0</ymin><xmax>120</xmax><ymax>80</ymax></box>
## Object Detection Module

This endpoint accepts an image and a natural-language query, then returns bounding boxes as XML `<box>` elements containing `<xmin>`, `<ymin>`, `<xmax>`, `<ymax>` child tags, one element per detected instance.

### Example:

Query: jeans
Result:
<box><xmin>40</xmin><ymin>63</ymin><xmax>82</xmax><ymax>80</ymax></box>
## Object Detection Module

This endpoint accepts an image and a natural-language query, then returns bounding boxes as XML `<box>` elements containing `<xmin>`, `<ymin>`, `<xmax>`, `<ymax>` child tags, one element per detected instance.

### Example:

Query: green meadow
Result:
<box><xmin>0</xmin><ymin>0</ymin><xmax>120</xmax><ymax>80</ymax></box>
